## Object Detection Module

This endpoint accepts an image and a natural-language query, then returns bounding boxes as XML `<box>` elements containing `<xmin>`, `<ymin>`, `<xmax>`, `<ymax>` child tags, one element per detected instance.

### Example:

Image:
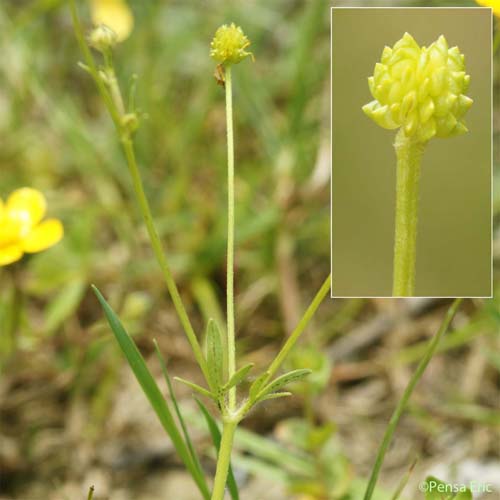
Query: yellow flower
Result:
<box><xmin>90</xmin><ymin>0</ymin><xmax>134</xmax><ymax>42</ymax></box>
<box><xmin>363</xmin><ymin>33</ymin><xmax>472</xmax><ymax>143</ymax></box>
<box><xmin>476</xmin><ymin>0</ymin><xmax>500</xmax><ymax>17</ymax></box>
<box><xmin>210</xmin><ymin>23</ymin><xmax>253</xmax><ymax>65</ymax></box>
<box><xmin>0</xmin><ymin>188</ymin><xmax>64</xmax><ymax>267</ymax></box>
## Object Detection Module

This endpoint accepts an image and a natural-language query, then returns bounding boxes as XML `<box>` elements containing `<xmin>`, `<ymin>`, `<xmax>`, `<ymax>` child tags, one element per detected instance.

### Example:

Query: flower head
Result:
<box><xmin>475</xmin><ymin>0</ymin><xmax>500</xmax><ymax>18</ymax></box>
<box><xmin>362</xmin><ymin>33</ymin><xmax>473</xmax><ymax>143</ymax></box>
<box><xmin>0</xmin><ymin>188</ymin><xmax>64</xmax><ymax>266</ymax></box>
<box><xmin>210</xmin><ymin>23</ymin><xmax>253</xmax><ymax>65</ymax></box>
<box><xmin>88</xmin><ymin>24</ymin><xmax>117</xmax><ymax>52</ymax></box>
<box><xmin>90</xmin><ymin>0</ymin><xmax>134</xmax><ymax>43</ymax></box>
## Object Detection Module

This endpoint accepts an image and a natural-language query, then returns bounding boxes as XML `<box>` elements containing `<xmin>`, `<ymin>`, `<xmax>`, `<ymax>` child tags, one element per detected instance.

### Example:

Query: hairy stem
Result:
<box><xmin>211</xmin><ymin>420</ymin><xmax>237</xmax><ymax>500</ymax></box>
<box><xmin>225</xmin><ymin>66</ymin><xmax>236</xmax><ymax>410</ymax></box>
<box><xmin>392</xmin><ymin>129</ymin><xmax>425</xmax><ymax>296</ymax></box>
<box><xmin>363</xmin><ymin>298</ymin><xmax>463</xmax><ymax>500</ymax></box>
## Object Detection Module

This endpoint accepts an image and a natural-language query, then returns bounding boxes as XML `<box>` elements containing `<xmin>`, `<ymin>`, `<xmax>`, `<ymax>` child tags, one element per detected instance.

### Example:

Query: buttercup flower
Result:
<box><xmin>90</xmin><ymin>0</ymin><xmax>134</xmax><ymax>42</ymax></box>
<box><xmin>363</xmin><ymin>33</ymin><xmax>473</xmax><ymax>143</ymax></box>
<box><xmin>210</xmin><ymin>23</ymin><xmax>253</xmax><ymax>65</ymax></box>
<box><xmin>0</xmin><ymin>188</ymin><xmax>63</xmax><ymax>266</ymax></box>
<box><xmin>475</xmin><ymin>0</ymin><xmax>500</xmax><ymax>18</ymax></box>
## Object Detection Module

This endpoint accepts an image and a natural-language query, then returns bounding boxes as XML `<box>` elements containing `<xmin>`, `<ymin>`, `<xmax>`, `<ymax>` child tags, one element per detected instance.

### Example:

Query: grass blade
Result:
<box><xmin>363</xmin><ymin>298</ymin><xmax>463</xmax><ymax>500</ymax></box>
<box><xmin>153</xmin><ymin>340</ymin><xmax>206</xmax><ymax>490</ymax></box>
<box><xmin>92</xmin><ymin>285</ymin><xmax>210</xmax><ymax>499</ymax></box>
<box><xmin>196</xmin><ymin>399</ymin><xmax>240</xmax><ymax>500</ymax></box>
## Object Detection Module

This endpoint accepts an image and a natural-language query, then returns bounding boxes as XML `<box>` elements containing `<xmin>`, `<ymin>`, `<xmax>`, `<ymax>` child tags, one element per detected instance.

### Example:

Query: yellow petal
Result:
<box><xmin>90</xmin><ymin>0</ymin><xmax>134</xmax><ymax>42</ymax></box>
<box><xmin>0</xmin><ymin>214</ymin><xmax>25</xmax><ymax>246</ymax></box>
<box><xmin>0</xmin><ymin>244</ymin><xmax>24</xmax><ymax>266</ymax></box>
<box><xmin>6</xmin><ymin>187</ymin><xmax>47</xmax><ymax>229</ymax></box>
<box><xmin>23</xmin><ymin>219</ymin><xmax>64</xmax><ymax>254</ymax></box>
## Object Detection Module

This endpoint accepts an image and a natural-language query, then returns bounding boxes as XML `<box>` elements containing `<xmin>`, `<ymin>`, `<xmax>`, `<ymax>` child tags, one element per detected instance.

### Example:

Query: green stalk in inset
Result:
<box><xmin>392</xmin><ymin>130</ymin><xmax>425</xmax><ymax>295</ymax></box>
<box><xmin>362</xmin><ymin>33</ymin><xmax>473</xmax><ymax>296</ymax></box>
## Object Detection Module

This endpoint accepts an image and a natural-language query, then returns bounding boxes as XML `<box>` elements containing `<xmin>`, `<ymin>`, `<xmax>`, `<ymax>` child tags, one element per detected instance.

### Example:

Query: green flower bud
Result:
<box><xmin>210</xmin><ymin>23</ymin><xmax>253</xmax><ymax>65</ymax></box>
<box><xmin>362</xmin><ymin>33</ymin><xmax>472</xmax><ymax>143</ymax></box>
<box><xmin>88</xmin><ymin>24</ymin><xmax>117</xmax><ymax>53</ymax></box>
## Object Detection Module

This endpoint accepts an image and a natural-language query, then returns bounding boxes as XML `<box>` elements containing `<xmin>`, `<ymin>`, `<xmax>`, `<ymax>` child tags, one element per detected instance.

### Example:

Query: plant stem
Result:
<box><xmin>121</xmin><ymin>138</ymin><xmax>210</xmax><ymax>384</ymax></box>
<box><xmin>68</xmin><ymin>0</ymin><xmax>211</xmax><ymax>386</ymax></box>
<box><xmin>392</xmin><ymin>129</ymin><xmax>425</xmax><ymax>296</ymax></box>
<box><xmin>362</xmin><ymin>298</ymin><xmax>463</xmax><ymax>500</ymax></box>
<box><xmin>225</xmin><ymin>66</ymin><xmax>236</xmax><ymax>410</ymax></box>
<box><xmin>211</xmin><ymin>420</ymin><xmax>237</xmax><ymax>500</ymax></box>
<box><xmin>265</xmin><ymin>274</ymin><xmax>331</xmax><ymax>383</ymax></box>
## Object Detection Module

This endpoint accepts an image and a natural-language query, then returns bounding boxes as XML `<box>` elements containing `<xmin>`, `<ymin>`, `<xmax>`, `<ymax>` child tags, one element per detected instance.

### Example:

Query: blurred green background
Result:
<box><xmin>332</xmin><ymin>8</ymin><xmax>491</xmax><ymax>297</ymax></box>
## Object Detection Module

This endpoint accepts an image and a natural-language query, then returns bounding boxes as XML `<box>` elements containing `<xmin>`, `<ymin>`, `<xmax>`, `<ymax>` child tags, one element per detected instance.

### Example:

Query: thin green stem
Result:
<box><xmin>265</xmin><ymin>274</ymin><xmax>331</xmax><ymax>383</ymax></box>
<box><xmin>211</xmin><ymin>420</ymin><xmax>237</xmax><ymax>500</ymax></box>
<box><xmin>69</xmin><ymin>0</ymin><xmax>210</xmax><ymax>385</ymax></box>
<box><xmin>121</xmin><ymin>138</ymin><xmax>210</xmax><ymax>383</ymax></box>
<box><xmin>362</xmin><ymin>298</ymin><xmax>463</xmax><ymax>500</ymax></box>
<box><xmin>68</xmin><ymin>0</ymin><xmax>121</xmax><ymax>129</ymax></box>
<box><xmin>392</xmin><ymin>129</ymin><xmax>425</xmax><ymax>296</ymax></box>
<box><xmin>87</xmin><ymin>486</ymin><xmax>95</xmax><ymax>500</ymax></box>
<box><xmin>225</xmin><ymin>66</ymin><xmax>236</xmax><ymax>410</ymax></box>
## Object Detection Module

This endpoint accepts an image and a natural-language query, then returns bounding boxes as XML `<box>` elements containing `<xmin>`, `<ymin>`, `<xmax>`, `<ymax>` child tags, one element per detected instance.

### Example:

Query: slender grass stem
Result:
<box><xmin>362</xmin><ymin>298</ymin><xmax>463</xmax><ymax>500</ymax></box>
<box><xmin>225</xmin><ymin>66</ymin><xmax>236</xmax><ymax>410</ymax></box>
<box><xmin>265</xmin><ymin>274</ymin><xmax>331</xmax><ymax>383</ymax></box>
<box><xmin>392</xmin><ymin>129</ymin><xmax>425</xmax><ymax>296</ymax></box>
<box><xmin>211</xmin><ymin>420</ymin><xmax>237</xmax><ymax>500</ymax></box>
<box><xmin>69</xmin><ymin>0</ymin><xmax>210</xmax><ymax>385</ymax></box>
<box><xmin>121</xmin><ymin>138</ymin><xmax>210</xmax><ymax>383</ymax></box>
<box><xmin>68</xmin><ymin>0</ymin><xmax>121</xmax><ymax>129</ymax></box>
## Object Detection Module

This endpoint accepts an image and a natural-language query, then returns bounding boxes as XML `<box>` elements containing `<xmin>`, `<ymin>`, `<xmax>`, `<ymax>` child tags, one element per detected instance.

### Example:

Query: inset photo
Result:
<box><xmin>331</xmin><ymin>7</ymin><xmax>492</xmax><ymax>297</ymax></box>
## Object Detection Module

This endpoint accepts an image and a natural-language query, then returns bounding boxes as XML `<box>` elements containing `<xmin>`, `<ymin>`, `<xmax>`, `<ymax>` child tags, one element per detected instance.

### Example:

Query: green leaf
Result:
<box><xmin>92</xmin><ymin>286</ymin><xmax>210</xmax><ymax>499</ymax></box>
<box><xmin>223</xmin><ymin>363</ymin><xmax>254</xmax><ymax>391</ymax></box>
<box><xmin>174</xmin><ymin>376</ymin><xmax>215</xmax><ymax>400</ymax></box>
<box><xmin>259</xmin><ymin>369</ymin><xmax>312</xmax><ymax>397</ymax></box>
<box><xmin>153</xmin><ymin>340</ymin><xmax>205</xmax><ymax>488</ymax></box>
<box><xmin>206</xmin><ymin>319</ymin><xmax>224</xmax><ymax>391</ymax></box>
<box><xmin>249</xmin><ymin>371</ymin><xmax>270</xmax><ymax>401</ymax></box>
<box><xmin>196</xmin><ymin>399</ymin><xmax>240</xmax><ymax>500</ymax></box>
<box><xmin>423</xmin><ymin>476</ymin><xmax>472</xmax><ymax>500</ymax></box>
<box><xmin>257</xmin><ymin>391</ymin><xmax>291</xmax><ymax>402</ymax></box>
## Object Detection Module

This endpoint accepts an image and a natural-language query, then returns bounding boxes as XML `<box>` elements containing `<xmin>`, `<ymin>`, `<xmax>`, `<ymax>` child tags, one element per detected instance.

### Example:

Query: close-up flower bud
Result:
<box><xmin>210</xmin><ymin>23</ymin><xmax>253</xmax><ymax>65</ymax></box>
<box><xmin>362</xmin><ymin>33</ymin><xmax>473</xmax><ymax>143</ymax></box>
<box><xmin>88</xmin><ymin>24</ymin><xmax>118</xmax><ymax>52</ymax></box>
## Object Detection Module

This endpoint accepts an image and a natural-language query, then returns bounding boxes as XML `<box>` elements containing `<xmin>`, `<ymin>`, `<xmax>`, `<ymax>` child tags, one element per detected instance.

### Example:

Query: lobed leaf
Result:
<box><xmin>249</xmin><ymin>371</ymin><xmax>270</xmax><ymax>401</ymax></box>
<box><xmin>174</xmin><ymin>377</ymin><xmax>216</xmax><ymax>401</ymax></box>
<box><xmin>206</xmin><ymin>319</ymin><xmax>224</xmax><ymax>391</ymax></box>
<box><xmin>257</xmin><ymin>391</ymin><xmax>292</xmax><ymax>402</ymax></box>
<box><xmin>259</xmin><ymin>369</ymin><xmax>311</xmax><ymax>398</ymax></box>
<box><xmin>223</xmin><ymin>363</ymin><xmax>254</xmax><ymax>391</ymax></box>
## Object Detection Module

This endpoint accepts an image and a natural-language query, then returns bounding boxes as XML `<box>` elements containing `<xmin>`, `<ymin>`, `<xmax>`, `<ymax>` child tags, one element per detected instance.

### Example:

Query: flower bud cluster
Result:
<box><xmin>210</xmin><ymin>23</ymin><xmax>253</xmax><ymax>65</ymax></box>
<box><xmin>363</xmin><ymin>33</ymin><xmax>473</xmax><ymax>142</ymax></box>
